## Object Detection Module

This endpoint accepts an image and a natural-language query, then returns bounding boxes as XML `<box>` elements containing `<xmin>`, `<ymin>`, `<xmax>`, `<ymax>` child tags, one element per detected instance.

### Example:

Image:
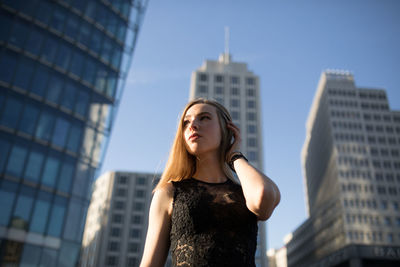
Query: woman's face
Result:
<box><xmin>183</xmin><ymin>103</ymin><xmax>222</xmax><ymax>157</ymax></box>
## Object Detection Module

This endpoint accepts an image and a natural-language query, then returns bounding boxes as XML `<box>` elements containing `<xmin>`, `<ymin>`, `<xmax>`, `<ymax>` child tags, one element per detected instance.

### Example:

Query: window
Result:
<box><xmin>130</xmin><ymin>228</ymin><xmax>140</xmax><ymax>238</ymax></box>
<box><xmin>247</xmin><ymin>112</ymin><xmax>256</xmax><ymax>121</ymax></box>
<box><xmin>41</xmin><ymin>154</ymin><xmax>61</xmax><ymax>188</ymax></box>
<box><xmin>215</xmin><ymin>86</ymin><xmax>224</xmax><ymax>95</ymax></box>
<box><xmin>136</xmin><ymin>189</ymin><xmax>145</xmax><ymax>198</ymax></box>
<box><xmin>115</xmin><ymin>201</ymin><xmax>125</xmax><ymax>210</ymax></box>
<box><xmin>231</xmin><ymin>99</ymin><xmax>240</xmax><ymax>107</ymax></box>
<box><xmin>118</xmin><ymin>176</ymin><xmax>128</xmax><ymax>184</ymax></box>
<box><xmin>198</xmin><ymin>85</ymin><xmax>207</xmax><ymax>94</ymax></box>
<box><xmin>52</xmin><ymin>117</ymin><xmax>71</xmax><ymax>148</ymax></box>
<box><xmin>6</xmin><ymin>144</ymin><xmax>28</xmax><ymax>177</ymax></box>
<box><xmin>0</xmin><ymin>50</ymin><xmax>17</xmax><ymax>83</ymax></box>
<box><xmin>247</xmin><ymin>89</ymin><xmax>255</xmax><ymax>97</ymax></box>
<box><xmin>132</xmin><ymin>215</ymin><xmax>142</xmax><ymax>224</ymax></box>
<box><xmin>199</xmin><ymin>73</ymin><xmax>208</xmax><ymax>81</ymax></box>
<box><xmin>107</xmin><ymin>256</ymin><xmax>117</xmax><ymax>266</ymax></box>
<box><xmin>108</xmin><ymin>241</ymin><xmax>119</xmax><ymax>252</ymax></box>
<box><xmin>35</xmin><ymin>111</ymin><xmax>55</xmax><ymax>142</ymax></box>
<box><xmin>248</xmin><ymin>138</ymin><xmax>257</xmax><ymax>147</ymax></box>
<box><xmin>111</xmin><ymin>227</ymin><xmax>121</xmax><ymax>237</ymax></box>
<box><xmin>57</xmin><ymin>159</ymin><xmax>75</xmax><ymax>193</ymax></box>
<box><xmin>55</xmin><ymin>43</ymin><xmax>72</xmax><ymax>71</ymax></box>
<box><xmin>0</xmin><ymin>180</ymin><xmax>18</xmax><ymax>226</ymax></box>
<box><xmin>19</xmin><ymin>103</ymin><xmax>40</xmax><ymax>135</ymax></box>
<box><xmin>20</xmin><ymin>245</ymin><xmax>41</xmax><ymax>267</ymax></box>
<box><xmin>247</xmin><ymin>125</ymin><xmax>257</xmax><ymax>134</ymax></box>
<box><xmin>248</xmin><ymin>151</ymin><xmax>257</xmax><ymax>161</ymax></box>
<box><xmin>134</xmin><ymin>202</ymin><xmax>144</xmax><ymax>211</ymax></box>
<box><xmin>13</xmin><ymin>57</ymin><xmax>35</xmax><ymax>90</ymax></box>
<box><xmin>112</xmin><ymin>214</ymin><xmax>123</xmax><ymax>223</ymax></box>
<box><xmin>247</xmin><ymin>100</ymin><xmax>256</xmax><ymax>109</ymax></box>
<box><xmin>61</xmin><ymin>82</ymin><xmax>77</xmax><ymax>111</ymax></box>
<box><xmin>1</xmin><ymin>96</ymin><xmax>23</xmax><ymax>129</ymax></box>
<box><xmin>41</xmin><ymin>36</ymin><xmax>58</xmax><ymax>64</ymax></box>
<box><xmin>136</xmin><ymin>177</ymin><xmax>147</xmax><ymax>185</ymax></box>
<box><xmin>117</xmin><ymin>188</ymin><xmax>126</xmax><ymax>197</ymax></box>
<box><xmin>30</xmin><ymin>191</ymin><xmax>52</xmax><ymax>234</ymax></box>
<box><xmin>246</xmin><ymin>77</ymin><xmax>255</xmax><ymax>85</ymax></box>
<box><xmin>215</xmin><ymin>75</ymin><xmax>224</xmax><ymax>83</ymax></box>
<box><xmin>231</xmin><ymin>76</ymin><xmax>239</xmax><ymax>84</ymax></box>
<box><xmin>11</xmin><ymin>185</ymin><xmax>35</xmax><ymax>230</ymax></box>
<box><xmin>66</xmin><ymin>123</ymin><xmax>82</xmax><ymax>153</ymax></box>
<box><xmin>231</xmin><ymin>87</ymin><xmax>239</xmax><ymax>95</ymax></box>
<box><xmin>30</xmin><ymin>65</ymin><xmax>50</xmax><ymax>97</ymax></box>
<box><xmin>47</xmin><ymin>196</ymin><xmax>67</xmax><ymax>237</ymax></box>
<box><xmin>24</xmin><ymin>149</ymin><xmax>45</xmax><ymax>183</ymax></box>
<box><xmin>231</xmin><ymin>111</ymin><xmax>239</xmax><ymax>121</ymax></box>
<box><xmin>129</xmin><ymin>242</ymin><xmax>139</xmax><ymax>252</ymax></box>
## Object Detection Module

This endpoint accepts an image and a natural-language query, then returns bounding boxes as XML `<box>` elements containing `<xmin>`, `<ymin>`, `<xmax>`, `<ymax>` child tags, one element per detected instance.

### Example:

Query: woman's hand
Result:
<box><xmin>226</xmin><ymin>122</ymin><xmax>242</xmax><ymax>161</ymax></box>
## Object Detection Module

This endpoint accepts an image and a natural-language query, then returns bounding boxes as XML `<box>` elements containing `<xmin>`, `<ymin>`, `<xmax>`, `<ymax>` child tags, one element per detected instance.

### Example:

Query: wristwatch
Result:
<box><xmin>228</xmin><ymin>151</ymin><xmax>248</xmax><ymax>172</ymax></box>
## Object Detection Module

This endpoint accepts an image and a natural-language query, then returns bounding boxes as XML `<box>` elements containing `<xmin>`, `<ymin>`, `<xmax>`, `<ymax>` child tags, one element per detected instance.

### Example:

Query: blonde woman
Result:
<box><xmin>140</xmin><ymin>98</ymin><xmax>280</xmax><ymax>267</ymax></box>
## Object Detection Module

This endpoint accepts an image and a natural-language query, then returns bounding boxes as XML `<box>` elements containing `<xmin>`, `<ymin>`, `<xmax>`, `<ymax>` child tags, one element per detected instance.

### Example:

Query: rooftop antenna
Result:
<box><xmin>224</xmin><ymin>26</ymin><xmax>230</xmax><ymax>64</ymax></box>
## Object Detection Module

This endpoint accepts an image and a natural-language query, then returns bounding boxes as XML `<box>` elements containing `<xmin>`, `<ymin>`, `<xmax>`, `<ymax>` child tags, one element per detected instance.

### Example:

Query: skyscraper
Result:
<box><xmin>189</xmin><ymin>52</ymin><xmax>267</xmax><ymax>267</ymax></box>
<box><xmin>287</xmin><ymin>70</ymin><xmax>400</xmax><ymax>267</ymax></box>
<box><xmin>0</xmin><ymin>0</ymin><xmax>148</xmax><ymax>265</ymax></box>
<box><xmin>80</xmin><ymin>171</ymin><xmax>159</xmax><ymax>267</ymax></box>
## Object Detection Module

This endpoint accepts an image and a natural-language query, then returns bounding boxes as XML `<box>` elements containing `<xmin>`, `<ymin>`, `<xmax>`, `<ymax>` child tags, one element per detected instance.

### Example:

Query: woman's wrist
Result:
<box><xmin>228</xmin><ymin>151</ymin><xmax>248</xmax><ymax>172</ymax></box>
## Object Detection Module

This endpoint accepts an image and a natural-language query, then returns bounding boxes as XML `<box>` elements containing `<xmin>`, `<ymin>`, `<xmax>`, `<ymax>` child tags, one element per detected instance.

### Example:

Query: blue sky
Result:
<box><xmin>101</xmin><ymin>0</ymin><xmax>400</xmax><ymax>250</ymax></box>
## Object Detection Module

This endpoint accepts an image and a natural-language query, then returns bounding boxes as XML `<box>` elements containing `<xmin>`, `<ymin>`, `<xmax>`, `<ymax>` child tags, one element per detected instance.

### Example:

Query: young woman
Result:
<box><xmin>140</xmin><ymin>98</ymin><xmax>280</xmax><ymax>267</ymax></box>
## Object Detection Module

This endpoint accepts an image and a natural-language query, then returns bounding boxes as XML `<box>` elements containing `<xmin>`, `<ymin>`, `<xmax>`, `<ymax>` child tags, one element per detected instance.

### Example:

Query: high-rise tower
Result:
<box><xmin>287</xmin><ymin>70</ymin><xmax>400</xmax><ymax>267</ymax></box>
<box><xmin>0</xmin><ymin>0</ymin><xmax>148</xmax><ymax>266</ymax></box>
<box><xmin>189</xmin><ymin>52</ymin><xmax>267</xmax><ymax>266</ymax></box>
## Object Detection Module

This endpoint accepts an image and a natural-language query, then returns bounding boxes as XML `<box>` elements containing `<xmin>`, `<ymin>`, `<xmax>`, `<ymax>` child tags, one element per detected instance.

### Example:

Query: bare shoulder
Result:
<box><xmin>152</xmin><ymin>182</ymin><xmax>174</xmax><ymax>215</ymax></box>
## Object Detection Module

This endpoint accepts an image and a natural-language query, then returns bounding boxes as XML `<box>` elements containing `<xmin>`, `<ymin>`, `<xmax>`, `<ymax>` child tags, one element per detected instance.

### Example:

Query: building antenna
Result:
<box><xmin>224</xmin><ymin>26</ymin><xmax>230</xmax><ymax>64</ymax></box>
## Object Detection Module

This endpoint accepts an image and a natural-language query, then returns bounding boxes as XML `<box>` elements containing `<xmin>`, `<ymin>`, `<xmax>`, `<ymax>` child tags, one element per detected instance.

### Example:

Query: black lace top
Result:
<box><xmin>170</xmin><ymin>178</ymin><xmax>258</xmax><ymax>267</ymax></box>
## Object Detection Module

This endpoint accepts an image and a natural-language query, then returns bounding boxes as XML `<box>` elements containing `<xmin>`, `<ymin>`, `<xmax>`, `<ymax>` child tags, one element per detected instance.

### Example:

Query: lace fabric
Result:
<box><xmin>170</xmin><ymin>178</ymin><xmax>258</xmax><ymax>267</ymax></box>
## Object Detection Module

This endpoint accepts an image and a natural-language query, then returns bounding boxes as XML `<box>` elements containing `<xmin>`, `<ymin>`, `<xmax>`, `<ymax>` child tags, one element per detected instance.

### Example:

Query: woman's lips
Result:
<box><xmin>189</xmin><ymin>133</ymin><xmax>201</xmax><ymax>141</ymax></box>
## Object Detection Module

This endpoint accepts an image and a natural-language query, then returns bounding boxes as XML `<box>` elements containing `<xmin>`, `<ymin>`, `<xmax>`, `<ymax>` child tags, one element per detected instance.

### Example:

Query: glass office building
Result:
<box><xmin>0</xmin><ymin>0</ymin><xmax>148</xmax><ymax>266</ymax></box>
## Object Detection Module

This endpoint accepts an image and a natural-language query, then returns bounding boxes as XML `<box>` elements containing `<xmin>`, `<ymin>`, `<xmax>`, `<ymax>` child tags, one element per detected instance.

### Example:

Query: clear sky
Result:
<box><xmin>100</xmin><ymin>0</ymin><xmax>400</xmax><ymax>250</ymax></box>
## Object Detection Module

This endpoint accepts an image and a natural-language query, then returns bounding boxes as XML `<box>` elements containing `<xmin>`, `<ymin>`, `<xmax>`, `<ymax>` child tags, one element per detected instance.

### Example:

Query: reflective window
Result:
<box><xmin>41</xmin><ymin>153</ymin><xmax>61</xmax><ymax>188</ymax></box>
<box><xmin>35</xmin><ymin>110</ymin><xmax>55</xmax><ymax>141</ymax></box>
<box><xmin>101</xmin><ymin>37</ymin><xmax>113</xmax><ymax>63</ymax></box>
<box><xmin>1</xmin><ymin>95</ymin><xmax>23</xmax><ymax>129</ymax></box>
<box><xmin>78</xmin><ymin>20</ymin><xmax>92</xmax><ymax>48</ymax></box>
<box><xmin>6</xmin><ymin>144</ymin><xmax>28</xmax><ymax>177</ymax></box>
<box><xmin>0</xmin><ymin>10</ymin><xmax>12</xmax><ymax>42</ymax></box>
<box><xmin>30</xmin><ymin>65</ymin><xmax>50</xmax><ymax>97</ymax></box>
<box><xmin>90</xmin><ymin>27</ymin><xmax>103</xmax><ymax>55</ymax></box>
<box><xmin>116</xmin><ymin>20</ymin><xmax>127</xmax><ymax>42</ymax></box>
<box><xmin>41</xmin><ymin>36</ymin><xmax>58</xmax><ymax>63</ymax></box>
<box><xmin>17</xmin><ymin>0</ymin><xmax>39</xmax><ymax>18</ymax></box>
<box><xmin>66</xmin><ymin>123</ymin><xmax>82</xmax><ymax>153</ymax></box>
<box><xmin>47</xmin><ymin>195</ymin><xmax>67</xmax><ymax>237</ymax></box>
<box><xmin>63</xmin><ymin>199</ymin><xmax>83</xmax><ymax>241</ymax></box>
<box><xmin>50</xmin><ymin>5</ymin><xmax>67</xmax><ymax>32</ymax></box>
<box><xmin>95</xmin><ymin>4</ymin><xmax>110</xmax><ymax>30</ymax></box>
<box><xmin>0</xmin><ymin>49</ymin><xmax>18</xmax><ymax>83</ymax></box>
<box><xmin>40</xmin><ymin>248</ymin><xmax>57</xmax><ymax>266</ymax></box>
<box><xmin>70</xmin><ymin>51</ymin><xmax>85</xmax><ymax>78</ymax></box>
<box><xmin>9</xmin><ymin>21</ymin><xmax>29</xmax><ymax>49</ymax></box>
<box><xmin>111</xmin><ymin>48</ymin><xmax>122</xmax><ymax>69</ymax></box>
<box><xmin>0</xmin><ymin>180</ymin><xmax>18</xmax><ymax>226</ymax></box>
<box><xmin>13</xmin><ymin>57</ymin><xmax>35</xmax><ymax>90</ymax></box>
<box><xmin>61</xmin><ymin>82</ymin><xmax>77</xmax><ymax>110</ymax></box>
<box><xmin>35</xmin><ymin>0</ymin><xmax>53</xmax><ymax>25</ymax></box>
<box><xmin>55</xmin><ymin>42</ymin><xmax>72</xmax><ymax>70</ymax></box>
<box><xmin>64</xmin><ymin>12</ymin><xmax>80</xmax><ymax>39</ymax></box>
<box><xmin>95</xmin><ymin>65</ymin><xmax>107</xmax><ymax>92</ymax></box>
<box><xmin>46</xmin><ymin>74</ymin><xmax>64</xmax><ymax>104</ymax></box>
<box><xmin>106</xmin><ymin>72</ymin><xmax>117</xmax><ymax>98</ymax></box>
<box><xmin>11</xmin><ymin>185</ymin><xmax>35</xmax><ymax>230</ymax></box>
<box><xmin>75</xmin><ymin>89</ymin><xmax>89</xmax><ymax>117</ymax></box>
<box><xmin>58</xmin><ymin>241</ymin><xmax>80</xmax><ymax>267</ymax></box>
<box><xmin>72</xmin><ymin>163</ymin><xmax>89</xmax><ymax>198</ymax></box>
<box><xmin>82</xmin><ymin>57</ymin><xmax>97</xmax><ymax>85</ymax></box>
<box><xmin>20</xmin><ymin>244</ymin><xmax>41</xmax><ymax>267</ymax></box>
<box><xmin>19</xmin><ymin>102</ymin><xmax>40</xmax><ymax>135</ymax></box>
<box><xmin>52</xmin><ymin>117</ymin><xmax>71</xmax><ymax>148</ymax></box>
<box><xmin>25</xmin><ymin>27</ymin><xmax>44</xmax><ymax>56</ymax></box>
<box><xmin>24</xmin><ymin>148</ymin><xmax>45</xmax><ymax>183</ymax></box>
<box><xmin>106</xmin><ymin>13</ymin><xmax>118</xmax><ymax>34</ymax></box>
<box><xmin>0</xmin><ymin>138</ymin><xmax>11</xmax><ymax>173</ymax></box>
<box><xmin>30</xmin><ymin>190</ymin><xmax>52</xmax><ymax>233</ymax></box>
<box><xmin>81</xmin><ymin>127</ymin><xmax>94</xmax><ymax>158</ymax></box>
<box><xmin>57</xmin><ymin>158</ymin><xmax>75</xmax><ymax>193</ymax></box>
<box><xmin>84</xmin><ymin>0</ymin><xmax>97</xmax><ymax>20</ymax></box>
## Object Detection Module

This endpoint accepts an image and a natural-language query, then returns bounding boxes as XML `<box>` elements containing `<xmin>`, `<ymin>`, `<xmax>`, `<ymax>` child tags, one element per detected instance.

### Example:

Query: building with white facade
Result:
<box><xmin>287</xmin><ymin>70</ymin><xmax>400</xmax><ymax>267</ymax></box>
<box><xmin>80</xmin><ymin>171</ymin><xmax>159</xmax><ymax>267</ymax></box>
<box><xmin>189</xmin><ymin>52</ymin><xmax>267</xmax><ymax>266</ymax></box>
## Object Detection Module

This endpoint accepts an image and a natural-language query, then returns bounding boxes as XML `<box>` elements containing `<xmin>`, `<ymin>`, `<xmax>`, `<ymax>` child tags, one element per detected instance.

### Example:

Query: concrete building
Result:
<box><xmin>287</xmin><ymin>70</ymin><xmax>400</xmax><ymax>267</ymax></box>
<box><xmin>80</xmin><ymin>171</ymin><xmax>159</xmax><ymax>267</ymax></box>
<box><xmin>189</xmin><ymin>52</ymin><xmax>267</xmax><ymax>266</ymax></box>
<box><xmin>0</xmin><ymin>0</ymin><xmax>148</xmax><ymax>265</ymax></box>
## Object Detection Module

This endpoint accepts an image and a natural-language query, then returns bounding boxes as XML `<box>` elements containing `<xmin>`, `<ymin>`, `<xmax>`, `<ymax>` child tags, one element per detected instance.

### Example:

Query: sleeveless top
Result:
<box><xmin>170</xmin><ymin>178</ymin><xmax>258</xmax><ymax>267</ymax></box>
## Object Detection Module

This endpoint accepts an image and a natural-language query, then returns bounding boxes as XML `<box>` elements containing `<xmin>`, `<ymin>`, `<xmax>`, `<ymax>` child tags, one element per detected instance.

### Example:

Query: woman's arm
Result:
<box><xmin>227</xmin><ymin>122</ymin><xmax>281</xmax><ymax>221</ymax></box>
<box><xmin>140</xmin><ymin>183</ymin><xmax>173</xmax><ymax>267</ymax></box>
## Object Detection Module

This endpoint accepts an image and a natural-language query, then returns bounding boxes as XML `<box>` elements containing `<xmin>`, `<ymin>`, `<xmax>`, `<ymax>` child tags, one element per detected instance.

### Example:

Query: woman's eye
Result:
<box><xmin>200</xmin><ymin>116</ymin><xmax>210</xmax><ymax>121</ymax></box>
<box><xmin>183</xmin><ymin>120</ymin><xmax>189</xmax><ymax>126</ymax></box>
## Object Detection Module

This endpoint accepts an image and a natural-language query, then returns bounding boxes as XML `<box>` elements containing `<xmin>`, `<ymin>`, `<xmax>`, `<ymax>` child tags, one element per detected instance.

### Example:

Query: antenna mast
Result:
<box><xmin>224</xmin><ymin>26</ymin><xmax>230</xmax><ymax>64</ymax></box>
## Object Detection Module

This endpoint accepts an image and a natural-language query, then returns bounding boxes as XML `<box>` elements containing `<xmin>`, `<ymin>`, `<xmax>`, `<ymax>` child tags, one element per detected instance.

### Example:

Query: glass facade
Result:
<box><xmin>0</xmin><ymin>0</ymin><xmax>148</xmax><ymax>266</ymax></box>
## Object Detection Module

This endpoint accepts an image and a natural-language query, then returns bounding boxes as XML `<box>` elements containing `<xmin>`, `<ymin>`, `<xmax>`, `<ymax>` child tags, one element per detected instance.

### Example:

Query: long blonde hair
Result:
<box><xmin>154</xmin><ymin>98</ymin><xmax>234</xmax><ymax>192</ymax></box>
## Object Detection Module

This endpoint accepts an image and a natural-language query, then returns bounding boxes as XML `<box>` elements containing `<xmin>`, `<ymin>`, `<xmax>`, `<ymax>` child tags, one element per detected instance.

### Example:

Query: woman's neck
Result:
<box><xmin>193</xmin><ymin>152</ymin><xmax>226</xmax><ymax>183</ymax></box>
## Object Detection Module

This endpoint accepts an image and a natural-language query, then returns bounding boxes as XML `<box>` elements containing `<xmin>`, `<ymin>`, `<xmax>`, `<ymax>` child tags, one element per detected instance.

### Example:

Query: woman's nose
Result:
<box><xmin>189</xmin><ymin>120</ymin><xmax>199</xmax><ymax>130</ymax></box>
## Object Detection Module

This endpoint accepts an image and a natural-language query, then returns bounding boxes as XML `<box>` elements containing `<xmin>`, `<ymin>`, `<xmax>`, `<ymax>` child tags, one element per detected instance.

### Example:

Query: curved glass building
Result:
<box><xmin>0</xmin><ymin>0</ymin><xmax>148</xmax><ymax>265</ymax></box>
